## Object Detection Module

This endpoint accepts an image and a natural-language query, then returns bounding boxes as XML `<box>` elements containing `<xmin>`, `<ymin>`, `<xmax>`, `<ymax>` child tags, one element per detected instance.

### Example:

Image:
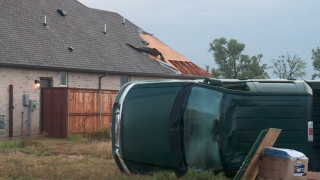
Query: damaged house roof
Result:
<box><xmin>139</xmin><ymin>33</ymin><xmax>212</xmax><ymax>77</ymax></box>
<box><xmin>0</xmin><ymin>0</ymin><xmax>205</xmax><ymax>77</ymax></box>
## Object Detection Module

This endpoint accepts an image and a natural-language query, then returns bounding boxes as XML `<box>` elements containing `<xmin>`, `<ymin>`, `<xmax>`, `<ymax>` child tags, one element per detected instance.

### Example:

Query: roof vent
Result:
<box><xmin>43</xmin><ymin>15</ymin><xmax>47</xmax><ymax>26</ymax></box>
<box><xmin>122</xmin><ymin>17</ymin><xmax>126</xmax><ymax>25</ymax></box>
<box><xmin>103</xmin><ymin>24</ymin><xmax>108</xmax><ymax>36</ymax></box>
<box><xmin>57</xmin><ymin>9</ymin><xmax>67</xmax><ymax>16</ymax></box>
<box><xmin>68</xmin><ymin>46</ymin><xmax>74</xmax><ymax>52</ymax></box>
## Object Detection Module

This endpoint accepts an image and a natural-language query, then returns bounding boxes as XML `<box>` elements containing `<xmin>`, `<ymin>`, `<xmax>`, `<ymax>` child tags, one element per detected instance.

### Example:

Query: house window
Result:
<box><xmin>40</xmin><ymin>78</ymin><xmax>53</xmax><ymax>89</ymax></box>
<box><xmin>60</xmin><ymin>72</ymin><xmax>67</xmax><ymax>86</ymax></box>
<box><xmin>120</xmin><ymin>76</ymin><xmax>129</xmax><ymax>87</ymax></box>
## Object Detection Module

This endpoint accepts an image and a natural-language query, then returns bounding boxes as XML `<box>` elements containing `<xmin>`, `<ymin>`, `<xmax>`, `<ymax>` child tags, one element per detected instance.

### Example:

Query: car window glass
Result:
<box><xmin>183</xmin><ymin>87</ymin><xmax>223</xmax><ymax>170</ymax></box>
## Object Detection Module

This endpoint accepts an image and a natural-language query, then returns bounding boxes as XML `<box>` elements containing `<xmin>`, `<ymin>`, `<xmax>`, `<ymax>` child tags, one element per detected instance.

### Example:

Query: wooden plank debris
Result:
<box><xmin>234</xmin><ymin>128</ymin><xmax>282</xmax><ymax>180</ymax></box>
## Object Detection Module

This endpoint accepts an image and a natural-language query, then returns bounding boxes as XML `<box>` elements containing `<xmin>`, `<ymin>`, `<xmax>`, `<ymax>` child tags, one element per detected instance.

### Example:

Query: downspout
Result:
<box><xmin>9</xmin><ymin>85</ymin><xmax>13</xmax><ymax>137</ymax></box>
<box><xmin>99</xmin><ymin>74</ymin><xmax>107</xmax><ymax>90</ymax></box>
<box><xmin>28</xmin><ymin>100</ymin><xmax>32</xmax><ymax>136</ymax></box>
<box><xmin>99</xmin><ymin>74</ymin><xmax>107</xmax><ymax>130</ymax></box>
<box><xmin>21</xmin><ymin>111</ymin><xmax>24</xmax><ymax>136</ymax></box>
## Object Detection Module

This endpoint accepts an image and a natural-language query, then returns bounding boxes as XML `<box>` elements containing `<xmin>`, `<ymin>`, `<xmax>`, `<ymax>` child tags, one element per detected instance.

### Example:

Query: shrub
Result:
<box><xmin>67</xmin><ymin>133</ymin><xmax>80</xmax><ymax>142</ymax></box>
<box><xmin>0</xmin><ymin>140</ymin><xmax>21</xmax><ymax>149</ymax></box>
<box><xmin>20</xmin><ymin>138</ymin><xmax>42</xmax><ymax>148</ymax></box>
<box><xmin>153</xmin><ymin>171</ymin><xmax>177</xmax><ymax>180</ymax></box>
<box><xmin>87</xmin><ymin>128</ymin><xmax>111</xmax><ymax>142</ymax></box>
<box><xmin>182</xmin><ymin>167</ymin><xmax>230</xmax><ymax>180</ymax></box>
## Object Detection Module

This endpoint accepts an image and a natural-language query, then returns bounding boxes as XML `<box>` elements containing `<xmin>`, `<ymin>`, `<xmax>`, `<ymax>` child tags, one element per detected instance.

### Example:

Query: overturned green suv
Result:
<box><xmin>111</xmin><ymin>78</ymin><xmax>315</xmax><ymax>173</ymax></box>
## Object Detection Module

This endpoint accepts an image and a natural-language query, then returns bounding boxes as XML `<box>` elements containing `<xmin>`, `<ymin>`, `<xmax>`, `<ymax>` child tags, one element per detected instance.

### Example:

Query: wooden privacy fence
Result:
<box><xmin>42</xmin><ymin>88</ymin><xmax>118</xmax><ymax>138</ymax></box>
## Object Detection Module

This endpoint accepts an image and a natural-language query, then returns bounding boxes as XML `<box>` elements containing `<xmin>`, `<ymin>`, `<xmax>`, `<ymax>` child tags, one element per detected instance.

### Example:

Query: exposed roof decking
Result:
<box><xmin>139</xmin><ymin>33</ymin><xmax>212</xmax><ymax>77</ymax></box>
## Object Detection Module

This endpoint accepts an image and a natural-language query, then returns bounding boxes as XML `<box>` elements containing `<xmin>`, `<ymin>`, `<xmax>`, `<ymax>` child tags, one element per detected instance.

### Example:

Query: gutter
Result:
<box><xmin>106</xmin><ymin>71</ymin><xmax>207</xmax><ymax>79</ymax></box>
<box><xmin>99</xmin><ymin>74</ymin><xmax>107</xmax><ymax>90</ymax></box>
<box><xmin>0</xmin><ymin>63</ymin><xmax>207</xmax><ymax>79</ymax></box>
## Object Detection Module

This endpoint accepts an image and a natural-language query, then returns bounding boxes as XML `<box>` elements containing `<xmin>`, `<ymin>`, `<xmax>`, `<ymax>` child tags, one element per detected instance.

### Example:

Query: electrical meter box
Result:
<box><xmin>0</xmin><ymin>115</ymin><xmax>5</xmax><ymax>129</ymax></box>
<box><xmin>30</xmin><ymin>100</ymin><xmax>38</xmax><ymax>111</ymax></box>
<box><xmin>23</xmin><ymin>94</ymin><xmax>29</xmax><ymax>106</ymax></box>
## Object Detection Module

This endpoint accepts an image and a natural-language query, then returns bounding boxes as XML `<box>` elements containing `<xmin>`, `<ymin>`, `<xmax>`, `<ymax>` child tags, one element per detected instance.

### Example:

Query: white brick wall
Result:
<box><xmin>68</xmin><ymin>72</ymin><xmax>121</xmax><ymax>90</ymax></box>
<box><xmin>0</xmin><ymin>66</ymin><xmax>172</xmax><ymax>137</ymax></box>
<box><xmin>0</xmin><ymin>67</ymin><xmax>61</xmax><ymax>137</ymax></box>
<box><xmin>130</xmin><ymin>76</ymin><xmax>168</xmax><ymax>82</ymax></box>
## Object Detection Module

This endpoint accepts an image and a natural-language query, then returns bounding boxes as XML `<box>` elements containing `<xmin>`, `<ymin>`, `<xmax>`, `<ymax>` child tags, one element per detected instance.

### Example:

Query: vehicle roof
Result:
<box><xmin>129</xmin><ymin>78</ymin><xmax>311</xmax><ymax>94</ymax></box>
<box><xmin>131</xmin><ymin>78</ymin><xmax>303</xmax><ymax>84</ymax></box>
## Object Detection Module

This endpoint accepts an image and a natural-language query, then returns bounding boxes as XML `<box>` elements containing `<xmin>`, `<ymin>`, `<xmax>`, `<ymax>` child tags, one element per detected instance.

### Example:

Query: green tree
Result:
<box><xmin>208</xmin><ymin>37</ymin><xmax>269</xmax><ymax>79</ymax></box>
<box><xmin>240</xmin><ymin>54</ymin><xmax>269</xmax><ymax>79</ymax></box>
<box><xmin>205</xmin><ymin>65</ymin><xmax>210</xmax><ymax>73</ymax></box>
<box><xmin>205</xmin><ymin>65</ymin><xmax>221</xmax><ymax>78</ymax></box>
<box><xmin>312</xmin><ymin>47</ymin><xmax>320</xmax><ymax>79</ymax></box>
<box><xmin>272</xmin><ymin>53</ymin><xmax>307</xmax><ymax>79</ymax></box>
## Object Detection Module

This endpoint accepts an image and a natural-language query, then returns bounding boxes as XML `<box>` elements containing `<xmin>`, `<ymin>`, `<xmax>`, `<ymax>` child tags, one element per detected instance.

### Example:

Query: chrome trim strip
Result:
<box><xmin>115</xmin><ymin>83</ymin><xmax>136</xmax><ymax>173</ymax></box>
<box><xmin>114</xmin><ymin>110</ymin><xmax>120</xmax><ymax>147</ymax></box>
<box><xmin>119</xmin><ymin>157</ymin><xmax>131</xmax><ymax>173</ymax></box>
<box><xmin>117</xmin><ymin>83</ymin><xmax>136</xmax><ymax>158</ymax></box>
<box><xmin>119</xmin><ymin>83</ymin><xmax>136</xmax><ymax>102</ymax></box>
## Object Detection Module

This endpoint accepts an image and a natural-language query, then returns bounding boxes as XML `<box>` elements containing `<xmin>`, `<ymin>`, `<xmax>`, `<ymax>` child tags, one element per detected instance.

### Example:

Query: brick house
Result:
<box><xmin>0</xmin><ymin>0</ymin><xmax>209</xmax><ymax>137</ymax></box>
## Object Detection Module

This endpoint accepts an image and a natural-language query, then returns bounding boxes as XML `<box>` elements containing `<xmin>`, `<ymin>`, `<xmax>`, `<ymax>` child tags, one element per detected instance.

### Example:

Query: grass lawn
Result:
<box><xmin>0</xmin><ymin>131</ymin><xmax>230</xmax><ymax>180</ymax></box>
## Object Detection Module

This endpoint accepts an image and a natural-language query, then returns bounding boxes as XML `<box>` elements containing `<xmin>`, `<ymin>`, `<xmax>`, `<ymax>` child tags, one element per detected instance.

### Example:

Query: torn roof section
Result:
<box><xmin>139</xmin><ymin>32</ymin><xmax>212</xmax><ymax>77</ymax></box>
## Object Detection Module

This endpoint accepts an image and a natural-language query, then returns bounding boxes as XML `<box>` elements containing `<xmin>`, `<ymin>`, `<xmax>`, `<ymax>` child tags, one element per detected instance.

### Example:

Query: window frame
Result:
<box><xmin>120</xmin><ymin>76</ymin><xmax>130</xmax><ymax>87</ymax></box>
<box><xmin>59</xmin><ymin>72</ymin><xmax>67</xmax><ymax>87</ymax></box>
<box><xmin>40</xmin><ymin>77</ymin><xmax>53</xmax><ymax>89</ymax></box>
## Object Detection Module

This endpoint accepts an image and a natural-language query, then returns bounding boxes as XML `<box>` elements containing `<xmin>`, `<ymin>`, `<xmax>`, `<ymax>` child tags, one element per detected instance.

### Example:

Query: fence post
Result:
<box><xmin>67</xmin><ymin>89</ymin><xmax>70</xmax><ymax>134</ymax></box>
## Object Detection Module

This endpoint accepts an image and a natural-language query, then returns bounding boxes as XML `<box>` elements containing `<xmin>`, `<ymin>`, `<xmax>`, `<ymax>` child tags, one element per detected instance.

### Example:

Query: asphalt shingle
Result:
<box><xmin>0</xmin><ymin>0</ymin><xmax>174</xmax><ymax>74</ymax></box>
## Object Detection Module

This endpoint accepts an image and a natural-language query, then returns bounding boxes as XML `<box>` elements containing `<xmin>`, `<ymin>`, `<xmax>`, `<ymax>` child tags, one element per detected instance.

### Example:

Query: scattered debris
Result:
<box><xmin>305</xmin><ymin>171</ymin><xmax>320</xmax><ymax>180</ymax></box>
<box><xmin>259</xmin><ymin>147</ymin><xmax>308</xmax><ymax>180</ymax></box>
<box><xmin>126</xmin><ymin>43</ymin><xmax>164</xmax><ymax>60</ymax></box>
<box><xmin>234</xmin><ymin>128</ymin><xmax>282</xmax><ymax>180</ymax></box>
<box><xmin>65</xmin><ymin>155</ymin><xmax>85</xmax><ymax>159</ymax></box>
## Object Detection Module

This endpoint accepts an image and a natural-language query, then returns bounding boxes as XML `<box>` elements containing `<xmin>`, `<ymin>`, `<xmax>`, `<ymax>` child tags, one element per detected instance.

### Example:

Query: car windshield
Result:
<box><xmin>183</xmin><ymin>87</ymin><xmax>223</xmax><ymax>170</ymax></box>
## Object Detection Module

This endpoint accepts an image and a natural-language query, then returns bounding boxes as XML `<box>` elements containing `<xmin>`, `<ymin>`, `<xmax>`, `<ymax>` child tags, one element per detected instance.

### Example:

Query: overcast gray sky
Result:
<box><xmin>78</xmin><ymin>0</ymin><xmax>320</xmax><ymax>79</ymax></box>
